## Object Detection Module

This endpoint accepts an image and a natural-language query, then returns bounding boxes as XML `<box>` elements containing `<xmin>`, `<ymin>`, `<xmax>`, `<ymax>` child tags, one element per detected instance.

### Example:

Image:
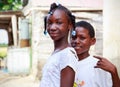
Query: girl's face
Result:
<box><xmin>71</xmin><ymin>27</ymin><xmax>96</xmax><ymax>57</ymax></box>
<box><xmin>46</xmin><ymin>9</ymin><xmax>71</xmax><ymax>41</ymax></box>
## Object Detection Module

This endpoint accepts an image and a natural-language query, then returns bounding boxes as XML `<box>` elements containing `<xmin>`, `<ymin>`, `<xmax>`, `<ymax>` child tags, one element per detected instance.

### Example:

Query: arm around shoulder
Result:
<box><xmin>94</xmin><ymin>55</ymin><xmax>120</xmax><ymax>87</ymax></box>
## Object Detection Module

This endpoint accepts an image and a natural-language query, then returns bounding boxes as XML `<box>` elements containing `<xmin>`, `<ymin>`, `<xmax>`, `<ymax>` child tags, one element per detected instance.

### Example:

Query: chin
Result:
<box><xmin>76</xmin><ymin>52</ymin><xmax>83</xmax><ymax>55</ymax></box>
<box><xmin>75</xmin><ymin>49</ymin><xmax>82</xmax><ymax>54</ymax></box>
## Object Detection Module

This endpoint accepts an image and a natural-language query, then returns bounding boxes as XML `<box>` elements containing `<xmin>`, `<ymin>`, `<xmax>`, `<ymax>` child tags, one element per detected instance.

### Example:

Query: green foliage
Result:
<box><xmin>0</xmin><ymin>0</ymin><xmax>23</xmax><ymax>11</ymax></box>
<box><xmin>0</xmin><ymin>44</ymin><xmax>8</xmax><ymax>47</ymax></box>
<box><xmin>0</xmin><ymin>47</ymin><xmax>7</xmax><ymax>59</ymax></box>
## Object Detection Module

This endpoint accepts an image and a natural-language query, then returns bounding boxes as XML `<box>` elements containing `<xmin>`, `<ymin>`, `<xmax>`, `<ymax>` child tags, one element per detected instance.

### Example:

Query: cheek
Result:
<box><xmin>46</xmin><ymin>25</ymin><xmax>51</xmax><ymax>32</ymax></box>
<box><xmin>83</xmin><ymin>42</ymin><xmax>90</xmax><ymax>47</ymax></box>
<box><xmin>46</xmin><ymin>25</ymin><xmax>49</xmax><ymax>30</ymax></box>
<box><xmin>83</xmin><ymin>43</ymin><xmax>91</xmax><ymax>51</ymax></box>
<box><xmin>61</xmin><ymin>24</ymin><xmax>69</xmax><ymax>31</ymax></box>
<box><xmin>82</xmin><ymin>40</ymin><xmax>90</xmax><ymax>45</ymax></box>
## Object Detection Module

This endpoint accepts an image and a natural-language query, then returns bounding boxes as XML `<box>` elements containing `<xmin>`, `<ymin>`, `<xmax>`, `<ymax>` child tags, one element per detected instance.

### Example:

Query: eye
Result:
<box><xmin>56</xmin><ymin>21</ymin><xmax>62</xmax><ymax>25</ymax></box>
<box><xmin>80</xmin><ymin>36</ymin><xmax>85</xmax><ymax>40</ymax></box>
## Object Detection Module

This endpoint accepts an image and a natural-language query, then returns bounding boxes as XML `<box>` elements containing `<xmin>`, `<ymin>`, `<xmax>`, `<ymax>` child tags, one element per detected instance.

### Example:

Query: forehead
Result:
<box><xmin>76</xmin><ymin>26</ymin><xmax>89</xmax><ymax>34</ymax></box>
<box><xmin>47</xmin><ymin>9</ymin><xmax>68</xmax><ymax>20</ymax></box>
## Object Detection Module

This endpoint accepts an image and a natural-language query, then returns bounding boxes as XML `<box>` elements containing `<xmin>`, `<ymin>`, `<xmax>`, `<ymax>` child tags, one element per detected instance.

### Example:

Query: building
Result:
<box><xmin>1</xmin><ymin>0</ymin><xmax>120</xmax><ymax>78</ymax></box>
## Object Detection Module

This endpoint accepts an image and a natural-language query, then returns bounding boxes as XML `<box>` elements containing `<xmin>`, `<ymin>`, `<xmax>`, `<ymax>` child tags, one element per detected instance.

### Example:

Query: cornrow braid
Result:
<box><xmin>49</xmin><ymin>3</ymin><xmax>60</xmax><ymax>13</ymax></box>
<box><xmin>71</xmin><ymin>15</ymin><xmax>75</xmax><ymax>29</ymax></box>
<box><xmin>44</xmin><ymin>16</ymin><xmax>47</xmax><ymax>35</ymax></box>
<box><xmin>70</xmin><ymin>15</ymin><xmax>76</xmax><ymax>37</ymax></box>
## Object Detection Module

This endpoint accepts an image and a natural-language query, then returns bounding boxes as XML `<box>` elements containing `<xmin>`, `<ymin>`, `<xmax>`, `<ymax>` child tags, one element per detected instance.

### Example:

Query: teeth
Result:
<box><xmin>75</xmin><ymin>46</ymin><xmax>82</xmax><ymax>49</ymax></box>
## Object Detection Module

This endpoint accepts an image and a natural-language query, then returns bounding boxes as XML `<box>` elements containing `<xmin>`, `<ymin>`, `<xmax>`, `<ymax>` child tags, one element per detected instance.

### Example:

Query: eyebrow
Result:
<box><xmin>48</xmin><ymin>17</ymin><xmax>63</xmax><ymax>22</ymax></box>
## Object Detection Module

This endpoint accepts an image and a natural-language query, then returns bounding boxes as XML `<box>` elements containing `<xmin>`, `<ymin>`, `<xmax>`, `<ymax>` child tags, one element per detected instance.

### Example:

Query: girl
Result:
<box><xmin>40</xmin><ymin>3</ymin><xmax>78</xmax><ymax>87</ymax></box>
<box><xmin>71</xmin><ymin>21</ymin><xmax>113</xmax><ymax>87</ymax></box>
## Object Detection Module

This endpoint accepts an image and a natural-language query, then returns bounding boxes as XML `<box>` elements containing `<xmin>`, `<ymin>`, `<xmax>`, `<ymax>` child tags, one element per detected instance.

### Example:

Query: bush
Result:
<box><xmin>0</xmin><ymin>44</ymin><xmax>8</xmax><ymax>47</ymax></box>
<box><xmin>0</xmin><ymin>47</ymin><xmax>7</xmax><ymax>59</ymax></box>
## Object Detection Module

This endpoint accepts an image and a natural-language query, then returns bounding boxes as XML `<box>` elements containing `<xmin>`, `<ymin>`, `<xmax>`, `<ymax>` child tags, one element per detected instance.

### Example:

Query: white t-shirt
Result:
<box><xmin>40</xmin><ymin>47</ymin><xmax>78</xmax><ymax>87</ymax></box>
<box><xmin>74</xmin><ymin>55</ymin><xmax>112</xmax><ymax>87</ymax></box>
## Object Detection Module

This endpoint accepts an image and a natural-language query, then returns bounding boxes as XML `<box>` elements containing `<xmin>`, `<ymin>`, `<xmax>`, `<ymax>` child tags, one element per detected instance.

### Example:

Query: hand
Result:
<box><xmin>94</xmin><ymin>56</ymin><xmax>120</xmax><ymax>87</ymax></box>
<box><xmin>94</xmin><ymin>55</ymin><xmax>117</xmax><ymax>74</ymax></box>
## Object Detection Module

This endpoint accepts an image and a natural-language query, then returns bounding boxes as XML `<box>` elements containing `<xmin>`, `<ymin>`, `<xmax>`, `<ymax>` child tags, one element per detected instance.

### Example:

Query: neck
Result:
<box><xmin>54</xmin><ymin>40</ymin><xmax>69</xmax><ymax>52</ymax></box>
<box><xmin>77</xmin><ymin>52</ymin><xmax>90</xmax><ymax>61</ymax></box>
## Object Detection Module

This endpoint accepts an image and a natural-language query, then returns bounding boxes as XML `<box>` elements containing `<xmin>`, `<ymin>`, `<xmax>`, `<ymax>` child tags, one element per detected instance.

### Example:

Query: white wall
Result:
<box><xmin>103</xmin><ymin>0</ymin><xmax>120</xmax><ymax>76</ymax></box>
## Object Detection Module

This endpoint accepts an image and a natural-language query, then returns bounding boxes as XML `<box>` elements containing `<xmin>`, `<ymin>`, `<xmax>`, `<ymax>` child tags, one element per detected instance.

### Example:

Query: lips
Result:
<box><xmin>49</xmin><ymin>32</ymin><xmax>59</xmax><ymax>39</ymax></box>
<box><xmin>72</xmin><ymin>43</ymin><xmax>82</xmax><ymax>49</ymax></box>
<box><xmin>50</xmin><ymin>33</ymin><xmax>57</xmax><ymax>36</ymax></box>
<box><xmin>73</xmin><ymin>45</ymin><xmax>83</xmax><ymax>50</ymax></box>
<box><xmin>74</xmin><ymin>46</ymin><xmax>81</xmax><ymax>49</ymax></box>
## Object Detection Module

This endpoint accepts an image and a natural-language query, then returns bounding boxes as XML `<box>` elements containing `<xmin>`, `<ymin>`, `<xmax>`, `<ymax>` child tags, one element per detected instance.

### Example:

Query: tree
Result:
<box><xmin>0</xmin><ymin>0</ymin><xmax>23</xmax><ymax>11</ymax></box>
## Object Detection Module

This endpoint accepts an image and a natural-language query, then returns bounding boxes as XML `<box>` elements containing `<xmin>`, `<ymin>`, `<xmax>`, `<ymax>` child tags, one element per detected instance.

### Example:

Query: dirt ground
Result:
<box><xmin>0</xmin><ymin>70</ymin><xmax>40</xmax><ymax>87</ymax></box>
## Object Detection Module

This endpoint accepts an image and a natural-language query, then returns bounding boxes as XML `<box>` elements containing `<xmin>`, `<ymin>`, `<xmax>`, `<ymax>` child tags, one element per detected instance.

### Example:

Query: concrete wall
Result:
<box><xmin>30</xmin><ymin>10</ymin><xmax>53</xmax><ymax>79</ymax></box>
<box><xmin>103</xmin><ymin>0</ymin><xmax>120</xmax><ymax>76</ymax></box>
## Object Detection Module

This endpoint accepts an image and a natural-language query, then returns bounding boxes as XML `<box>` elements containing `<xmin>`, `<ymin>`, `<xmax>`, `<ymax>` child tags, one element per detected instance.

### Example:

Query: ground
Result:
<box><xmin>0</xmin><ymin>69</ymin><xmax>40</xmax><ymax>87</ymax></box>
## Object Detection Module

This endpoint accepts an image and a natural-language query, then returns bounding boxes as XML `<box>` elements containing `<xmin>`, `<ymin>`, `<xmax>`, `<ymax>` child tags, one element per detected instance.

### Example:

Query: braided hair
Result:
<box><xmin>44</xmin><ymin>2</ymin><xmax>76</xmax><ymax>35</ymax></box>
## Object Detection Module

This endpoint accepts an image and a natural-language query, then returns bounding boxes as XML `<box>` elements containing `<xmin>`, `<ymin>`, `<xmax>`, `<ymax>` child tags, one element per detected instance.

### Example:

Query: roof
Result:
<box><xmin>0</xmin><ymin>11</ymin><xmax>23</xmax><ymax>29</ymax></box>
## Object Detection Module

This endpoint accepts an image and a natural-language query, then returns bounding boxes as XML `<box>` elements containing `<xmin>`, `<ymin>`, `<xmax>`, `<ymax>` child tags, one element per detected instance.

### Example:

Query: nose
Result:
<box><xmin>50</xmin><ymin>23</ymin><xmax>57</xmax><ymax>31</ymax></box>
<box><xmin>71</xmin><ymin>37</ymin><xmax>80</xmax><ymax>47</ymax></box>
<box><xmin>75</xmin><ymin>37</ymin><xmax>80</xmax><ymax>44</ymax></box>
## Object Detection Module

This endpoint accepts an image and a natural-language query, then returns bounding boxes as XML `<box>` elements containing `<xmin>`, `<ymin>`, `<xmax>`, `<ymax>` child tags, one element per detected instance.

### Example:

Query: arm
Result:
<box><xmin>60</xmin><ymin>66</ymin><xmax>75</xmax><ymax>87</ymax></box>
<box><xmin>94</xmin><ymin>55</ymin><xmax>120</xmax><ymax>87</ymax></box>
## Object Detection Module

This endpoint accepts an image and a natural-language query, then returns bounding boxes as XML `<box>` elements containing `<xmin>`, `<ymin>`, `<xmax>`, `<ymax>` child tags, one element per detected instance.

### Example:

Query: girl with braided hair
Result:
<box><xmin>40</xmin><ymin>2</ymin><xmax>78</xmax><ymax>87</ymax></box>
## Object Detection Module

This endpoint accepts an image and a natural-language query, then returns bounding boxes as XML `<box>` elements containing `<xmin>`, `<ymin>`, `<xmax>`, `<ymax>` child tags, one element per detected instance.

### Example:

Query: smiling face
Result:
<box><xmin>46</xmin><ymin>9</ymin><xmax>71</xmax><ymax>41</ymax></box>
<box><xmin>71</xmin><ymin>26</ymin><xmax>96</xmax><ymax>60</ymax></box>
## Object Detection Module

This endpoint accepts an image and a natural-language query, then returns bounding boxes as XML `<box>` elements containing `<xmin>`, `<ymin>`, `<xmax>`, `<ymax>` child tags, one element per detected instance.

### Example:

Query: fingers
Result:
<box><xmin>93</xmin><ymin>55</ymin><xmax>106</xmax><ymax>61</ymax></box>
<box><xmin>94</xmin><ymin>55</ymin><xmax>104</xmax><ymax>68</ymax></box>
<box><xmin>93</xmin><ymin>55</ymin><xmax>115</xmax><ymax>72</ymax></box>
<box><xmin>93</xmin><ymin>55</ymin><xmax>102</xmax><ymax>60</ymax></box>
<box><xmin>94</xmin><ymin>65</ymin><xmax>100</xmax><ymax>68</ymax></box>
<box><xmin>94</xmin><ymin>60</ymin><xmax>102</xmax><ymax>68</ymax></box>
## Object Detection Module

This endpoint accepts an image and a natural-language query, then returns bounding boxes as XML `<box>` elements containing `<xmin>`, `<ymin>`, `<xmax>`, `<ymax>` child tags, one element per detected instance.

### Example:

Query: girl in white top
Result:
<box><xmin>40</xmin><ymin>2</ymin><xmax>78</xmax><ymax>87</ymax></box>
<box><xmin>74</xmin><ymin>55</ymin><xmax>112</xmax><ymax>87</ymax></box>
<box><xmin>71</xmin><ymin>21</ymin><xmax>113</xmax><ymax>87</ymax></box>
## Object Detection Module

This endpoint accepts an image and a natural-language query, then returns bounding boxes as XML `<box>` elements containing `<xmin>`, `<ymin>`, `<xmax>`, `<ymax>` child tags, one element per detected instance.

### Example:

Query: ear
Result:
<box><xmin>91</xmin><ymin>38</ymin><xmax>96</xmax><ymax>46</ymax></box>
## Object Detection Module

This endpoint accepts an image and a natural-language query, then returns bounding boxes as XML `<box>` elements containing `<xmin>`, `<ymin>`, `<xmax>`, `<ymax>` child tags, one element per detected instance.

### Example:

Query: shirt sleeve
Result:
<box><xmin>59</xmin><ymin>48</ymin><xmax>78</xmax><ymax>72</ymax></box>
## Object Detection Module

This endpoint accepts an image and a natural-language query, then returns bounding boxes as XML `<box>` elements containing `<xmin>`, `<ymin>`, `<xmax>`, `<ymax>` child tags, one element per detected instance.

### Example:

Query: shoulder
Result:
<box><xmin>66</xmin><ymin>47</ymin><xmax>78</xmax><ymax>59</ymax></box>
<box><xmin>90</xmin><ymin>55</ymin><xmax>99</xmax><ymax>62</ymax></box>
<box><xmin>60</xmin><ymin>47</ymin><xmax>78</xmax><ymax>61</ymax></box>
<box><xmin>58</xmin><ymin>47</ymin><xmax>78</xmax><ymax>71</ymax></box>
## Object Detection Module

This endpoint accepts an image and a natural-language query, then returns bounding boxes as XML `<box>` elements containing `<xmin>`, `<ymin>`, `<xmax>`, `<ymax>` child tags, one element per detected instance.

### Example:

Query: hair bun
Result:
<box><xmin>50</xmin><ymin>3</ymin><xmax>57</xmax><ymax>11</ymax></box>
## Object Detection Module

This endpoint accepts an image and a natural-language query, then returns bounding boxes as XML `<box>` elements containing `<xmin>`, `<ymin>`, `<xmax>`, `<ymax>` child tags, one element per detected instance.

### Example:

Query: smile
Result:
<box><xmin>50</xmin><ymin>33</ymin><xmax>58</xmax><ymax>36</ymax></box>
<box><xmin>74</xmin><ymin>46</ymin><xmax>82</xmax><ymax>49</ymax></box>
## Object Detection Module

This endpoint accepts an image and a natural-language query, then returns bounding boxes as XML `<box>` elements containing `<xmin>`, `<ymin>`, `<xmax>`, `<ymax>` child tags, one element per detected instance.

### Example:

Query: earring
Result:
<box><xmin>48</xmin><ymin>11</ymin><xmax>53</xmax><ymax>15</ymax></box>
<box><xmin>72</xmin><ymin>30</ymin><xmax>76</xmax><ymax>36</ymax></box>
